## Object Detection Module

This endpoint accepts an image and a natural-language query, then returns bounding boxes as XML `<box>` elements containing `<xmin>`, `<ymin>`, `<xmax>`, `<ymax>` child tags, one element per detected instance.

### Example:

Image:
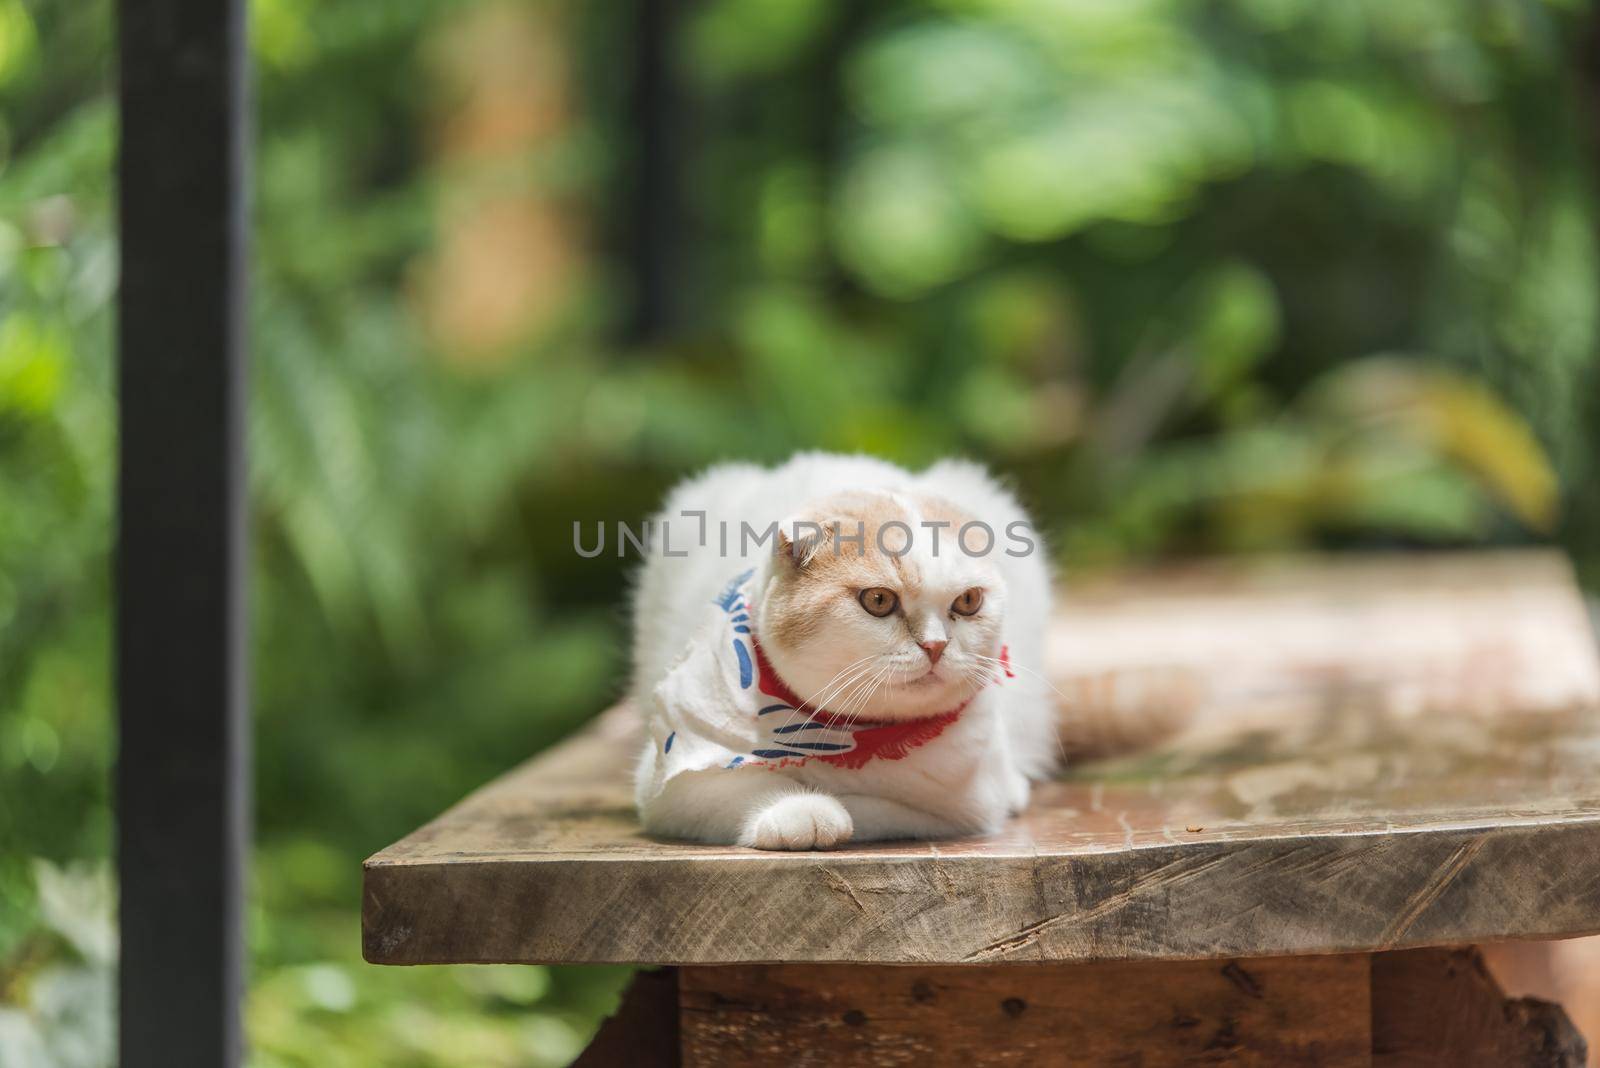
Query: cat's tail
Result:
<box><xmin>1051</xmin><ymin>666</ymin><xmax>1200</xmax><ymax>763</ymax></box>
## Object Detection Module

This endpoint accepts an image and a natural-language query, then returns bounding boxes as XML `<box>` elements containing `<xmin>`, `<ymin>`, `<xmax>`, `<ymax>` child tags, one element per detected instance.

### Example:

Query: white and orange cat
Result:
<box><xmin>631</xmin><ymin>452</ymin><xmax>1056</xmax><ymax>850</ymax></box>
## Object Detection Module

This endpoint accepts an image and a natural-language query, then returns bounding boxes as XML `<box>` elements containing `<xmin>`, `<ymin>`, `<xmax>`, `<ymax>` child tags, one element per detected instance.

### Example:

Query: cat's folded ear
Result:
<box><xmin>776</xmin><ymin>516</ymin><xmax>854</xmax><ymax>569</ymax></box>
<box><xmin>775</xmin><ymin>517</ymin><xmax>825</xmax><ymax>570</ymax></box>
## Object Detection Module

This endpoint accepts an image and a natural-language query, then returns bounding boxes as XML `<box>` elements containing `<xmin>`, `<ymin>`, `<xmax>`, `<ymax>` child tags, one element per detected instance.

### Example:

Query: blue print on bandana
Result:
<box><xmin>715</xmin><ymin>568</ymin><xmax>756</xmax><ymax>690</ymax></box>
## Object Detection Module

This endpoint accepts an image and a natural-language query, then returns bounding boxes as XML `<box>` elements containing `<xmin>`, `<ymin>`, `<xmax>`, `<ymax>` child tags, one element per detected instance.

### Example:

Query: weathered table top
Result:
<box><xmin>363</xmin><ymin>552</ymin><xmax>1600</xmax><ymax>966</ymax></box>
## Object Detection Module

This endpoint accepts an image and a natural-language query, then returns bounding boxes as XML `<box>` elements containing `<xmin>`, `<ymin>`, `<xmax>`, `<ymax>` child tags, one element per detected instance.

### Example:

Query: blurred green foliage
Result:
<box><xmin>1</xmin><ymin>0</ymin><xmax>1597</xmax><ymax>1064</ymax></box>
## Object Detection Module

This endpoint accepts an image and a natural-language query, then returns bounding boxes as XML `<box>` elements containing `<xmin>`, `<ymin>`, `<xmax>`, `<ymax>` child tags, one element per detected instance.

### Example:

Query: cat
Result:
<box><xmin>630</xmin><ymin>452</ymin><xmax>1056</xmax><ymax>850</ymax></box>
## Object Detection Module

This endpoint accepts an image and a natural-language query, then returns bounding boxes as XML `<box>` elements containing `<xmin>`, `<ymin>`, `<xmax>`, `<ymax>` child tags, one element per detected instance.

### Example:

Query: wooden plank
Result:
<box><xmin>363</xmin><ymin>551</ymin><xmax>1600</xmax><ymax>965</ymax></box>
<box><xmin>1372</xmin><ymin>948</ymin><xmax>1586</xmax><ymax>1066</ymax></box>
<box><xmin>669</xmin><ymin>949</ymin><xmax>1587</xmax><ymax>1067</ymax></box>
<box><xmin>679</xmin><ymin>957</ymin><xmax>1371</xmax><ymax>1067</ymax></box>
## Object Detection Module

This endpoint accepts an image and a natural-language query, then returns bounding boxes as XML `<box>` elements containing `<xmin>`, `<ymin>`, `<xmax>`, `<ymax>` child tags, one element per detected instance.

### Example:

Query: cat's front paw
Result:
<box><xmin>740</xmin><ymin>793</ymin><xmax>853</xmax><ymax>851</ymax></box>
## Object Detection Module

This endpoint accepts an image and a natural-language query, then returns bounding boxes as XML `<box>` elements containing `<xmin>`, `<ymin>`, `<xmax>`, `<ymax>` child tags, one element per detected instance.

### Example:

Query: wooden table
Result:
<box><xmin>364</xmin><ymin>552</ymin><xmax>1600</xmax><ymax>1065</ymax></box>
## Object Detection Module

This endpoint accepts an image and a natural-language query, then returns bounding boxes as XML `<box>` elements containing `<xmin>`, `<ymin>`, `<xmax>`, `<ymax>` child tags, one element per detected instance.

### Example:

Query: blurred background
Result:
<box><xmin>1</xmin><ymin>0</ymin><xmax>1598</xmax><ymax>1064</ymax></box>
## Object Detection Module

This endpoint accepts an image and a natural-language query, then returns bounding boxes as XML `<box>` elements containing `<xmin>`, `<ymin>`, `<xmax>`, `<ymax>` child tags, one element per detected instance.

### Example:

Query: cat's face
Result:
<box><xmin>757</xmin><ymin>491</ymin><xmax>1006</xmax><ymax>721</ymax></box>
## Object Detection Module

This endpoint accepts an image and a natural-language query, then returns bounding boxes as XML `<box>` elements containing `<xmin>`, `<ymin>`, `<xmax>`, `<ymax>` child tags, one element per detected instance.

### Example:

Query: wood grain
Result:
<box><xmin>674</xmin><ymin>950</ymin><xmax>1584</xmax><ymax>1067</ymax></box>
<box><xmin>363</xmin><ymin>551</ymin><xmax>1600</xmax><ymax>966</ymax></box>
<box><xmin>679</xmin><ymin>957</ymin><xmax>1371</xmax><ymax>1067</ymax></box>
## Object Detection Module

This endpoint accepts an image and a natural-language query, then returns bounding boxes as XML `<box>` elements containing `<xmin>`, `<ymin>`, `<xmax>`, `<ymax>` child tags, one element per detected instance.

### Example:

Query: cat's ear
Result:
<box><xmin>776</xmin><ymin>517</ymin><xmax>828</xmax><ymax>569</ymax></box>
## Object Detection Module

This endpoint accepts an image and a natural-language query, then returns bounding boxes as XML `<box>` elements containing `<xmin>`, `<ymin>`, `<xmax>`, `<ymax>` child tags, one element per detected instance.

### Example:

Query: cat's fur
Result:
<box><xmin>631</xmin><ymin>452</ymin><xmax>1055</xmax><ymax>850</ymax></box>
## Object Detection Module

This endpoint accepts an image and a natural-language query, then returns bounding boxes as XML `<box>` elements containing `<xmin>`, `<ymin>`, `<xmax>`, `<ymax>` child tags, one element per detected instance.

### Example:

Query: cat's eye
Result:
<box><xmin>858</xmin><ymin>587</ymin><xmax>899</xmax><ymax>618</ymax></box>
<box><xmin>951</xmin><ymin>588</ymin><xmax>984</xmax><ymax>616</ymax></box>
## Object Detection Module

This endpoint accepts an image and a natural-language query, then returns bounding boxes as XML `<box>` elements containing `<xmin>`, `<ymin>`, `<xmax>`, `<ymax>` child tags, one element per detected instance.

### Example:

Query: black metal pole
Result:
<box><xmin>117</xmin><ymin>1</ymin><xmax>249</xmax><ymax>1065</ymax></box>
<box><xmin>625</xmin><ymin>0</ymin><xmax>683</xmax><ymax>342</ymax></box>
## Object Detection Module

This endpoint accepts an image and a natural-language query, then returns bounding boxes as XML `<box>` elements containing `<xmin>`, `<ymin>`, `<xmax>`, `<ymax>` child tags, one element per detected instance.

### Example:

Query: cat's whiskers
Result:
<box><xmin>825</xmin><ymin>662</ymin><xmax>883</xmax><ymax>723</ymax></box>
<box><xmin>856</xmin><ymin>662</ymin><xmax>898</xmax><ymax>721</ymax></box>
<box><xmin>831</xmin><ymin>661</ymin><xmax>894</xmax><ymax>730</ymax></box>
<box><xmin>775</xmin><ymin>655</ymin><xmax>879</xmax><ymax>734</ymax></box>
<box><xmin>835</xmin><ymin>653</ymin><xmax>993</xmax><ymax>731</ymax></box>
<box><xmin>957</xmin><ymin>660</ymin><xmax>992</xmax><ymax>696</ymax></box>
<box><xmin>845</xmin><ymin>667</ymin><xmax>893</xmax><ymax>729</ymax></box>
<box><xmin>801</xmin><ymin>656</ymin><xmax>880</xmax><ymax>714</ymax></box>
<box><xmin>970</xmin><ymin>652</ymin><xmax>1064</xmax><ymax>697</ymax></box>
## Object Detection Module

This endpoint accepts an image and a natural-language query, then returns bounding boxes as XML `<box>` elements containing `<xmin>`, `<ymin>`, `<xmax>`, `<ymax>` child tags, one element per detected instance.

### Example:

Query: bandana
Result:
<box><xmin>643</xmin><ymin>570</ymin><xmax>1008</xmax><ymax>793</ymax></box>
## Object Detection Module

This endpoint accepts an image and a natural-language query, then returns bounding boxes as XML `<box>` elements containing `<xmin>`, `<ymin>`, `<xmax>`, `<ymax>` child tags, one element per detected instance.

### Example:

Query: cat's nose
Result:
<box><xmin>919</xmin><ymin>640</ymin><xmax>948</xmax><ymax>666</ymax></box>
